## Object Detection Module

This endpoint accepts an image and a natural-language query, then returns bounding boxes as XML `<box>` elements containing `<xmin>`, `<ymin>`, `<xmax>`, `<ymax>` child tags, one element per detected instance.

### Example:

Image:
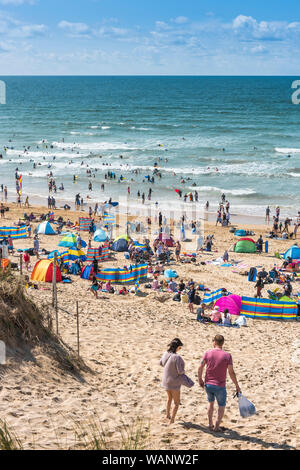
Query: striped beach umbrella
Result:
<box><xmin>67</xmin><ymin>247</ymin><xmax>87</xmax><ymax>262</ymax></box>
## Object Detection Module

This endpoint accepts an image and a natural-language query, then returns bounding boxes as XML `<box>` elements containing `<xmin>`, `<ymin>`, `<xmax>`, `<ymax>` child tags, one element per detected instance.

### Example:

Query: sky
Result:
<box><xmin>0</xmin><ymin>0</ymin><xmax>300</xmax><ymax>75</ymax></box>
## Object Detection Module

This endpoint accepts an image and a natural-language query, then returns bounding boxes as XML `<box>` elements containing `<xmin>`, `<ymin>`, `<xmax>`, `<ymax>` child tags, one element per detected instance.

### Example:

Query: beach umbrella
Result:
<box><xmin>67</xmin><ymin>247</ymin><xmax>87</xmax><ymax>262</ymax></box>
<box><xmin>94</xmin><ymin>229</ymin><xmax>108</xmax><ymax>243</ymax></box>
<box><xmin>58</xmin><ymin>233</ymin><xmax>87</xmax><ymax>248</ymax></box>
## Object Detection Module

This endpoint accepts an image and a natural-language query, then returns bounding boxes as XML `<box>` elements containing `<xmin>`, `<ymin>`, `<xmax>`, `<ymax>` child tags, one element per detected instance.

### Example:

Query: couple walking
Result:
<box><xmin>160</xmin><ymin>335</ymin><xmax>241</xmax><ymax>430</ymax></box>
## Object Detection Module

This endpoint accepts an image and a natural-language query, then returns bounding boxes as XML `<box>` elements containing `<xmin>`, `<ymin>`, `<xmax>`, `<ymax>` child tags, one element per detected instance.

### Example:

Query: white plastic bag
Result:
<box><xmin>238</xmin><ymin>394</ymin><xmax>256</xmax><ymax>418</ymax></box>
<box><xmin>235</xmin><ymin>316</ymin><xmax>247</xmax><ymax>327</ymax></box>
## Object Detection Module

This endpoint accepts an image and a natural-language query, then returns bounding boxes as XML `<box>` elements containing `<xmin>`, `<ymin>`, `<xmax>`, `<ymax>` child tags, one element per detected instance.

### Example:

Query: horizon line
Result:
<box><xmin>0</xmin><ymin>74</ymin><xmax>299</xmax><ymax>78</ymax></box>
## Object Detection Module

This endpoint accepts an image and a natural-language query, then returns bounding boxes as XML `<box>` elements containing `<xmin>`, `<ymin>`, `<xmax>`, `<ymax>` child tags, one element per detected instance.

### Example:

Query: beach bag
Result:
<box><xmin>238</xmin><ymin>394</ymin><xmax>256</xmax><ymax>418</ymax></box>
<box><xmin>181</xmin><ymin>293</ymin><xmax>188</xmax><ymax>304</ymax></box>
<box><xmin>179</xmin><ymin>374</ymin><xmax>194</xmax><ymax>388</ymax></box>
<box><xmin>234</xmin><ymin>316</ymin><xmax>247</xmax><ymax>327</ymax></box>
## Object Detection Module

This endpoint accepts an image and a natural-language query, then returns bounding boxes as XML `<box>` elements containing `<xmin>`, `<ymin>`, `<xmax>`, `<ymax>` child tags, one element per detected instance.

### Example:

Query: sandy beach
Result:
<box><xmin>0</xmin><ymin>200</ymin><xmax>299</xmax><ymax>450</ymax></box>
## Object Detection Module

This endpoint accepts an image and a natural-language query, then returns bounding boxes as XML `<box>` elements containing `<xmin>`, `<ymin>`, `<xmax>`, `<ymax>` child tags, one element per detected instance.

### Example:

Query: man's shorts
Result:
<box><xmin>205</xmin><ymin>384</ymin><xmax>227</xmax><ymax>407</ymax></box>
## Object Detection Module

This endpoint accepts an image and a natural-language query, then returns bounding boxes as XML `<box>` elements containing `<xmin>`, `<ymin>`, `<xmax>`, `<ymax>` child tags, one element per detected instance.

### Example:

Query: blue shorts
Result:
<box><xmin>205</xmin><ymin>384</ymin><xmax>227</xmax><ymax>407</ymax></box>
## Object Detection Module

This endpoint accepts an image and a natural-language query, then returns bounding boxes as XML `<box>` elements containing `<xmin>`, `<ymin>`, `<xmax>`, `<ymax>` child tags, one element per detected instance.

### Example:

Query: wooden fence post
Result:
<box><xmin>20</xmin><ymin>253</ymin><xmax>23</xmax><ymax>276</ymax></box>
<box><xmin>76</xmin><ymin>301</ymin><xmax>80</xmax><ymax>358</ymax></box>
<box><xmin>52</xmin><ymin>252</ymin><xmax>58</xmax><ymax>334</ymax></box>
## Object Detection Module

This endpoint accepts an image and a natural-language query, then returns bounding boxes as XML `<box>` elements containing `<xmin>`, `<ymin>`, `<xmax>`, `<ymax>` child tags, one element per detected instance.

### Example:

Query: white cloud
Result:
<box><xmin>232</xmin><ymin>15</ymin><xmax>300</xmax><ymax>41</ymax></box>
<box><xmin>14</xmin><ymin>23</ymin><xmax>46</xmax><ymax>37</ymax></box>
<box><xmin>58</xmin><ymin>21</ymin><xmax>90</xmax><ymax>37</ymax></box>
<box><xmin>171</xmin><ymin>16</ymin><xmax>189</xmax><ymax>24</ymax></box>
<box><xmin>0</xmin><ymin>0</ymin><xmax>36</xmax><ymax>5</ymax></box>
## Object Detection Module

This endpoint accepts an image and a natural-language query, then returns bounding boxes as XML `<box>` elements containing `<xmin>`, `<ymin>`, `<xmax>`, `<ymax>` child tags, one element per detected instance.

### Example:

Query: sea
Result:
<box><xmin>0</xmin><ymin>76</ymin><xmax>300</xmax><ymax>220</ymax></box>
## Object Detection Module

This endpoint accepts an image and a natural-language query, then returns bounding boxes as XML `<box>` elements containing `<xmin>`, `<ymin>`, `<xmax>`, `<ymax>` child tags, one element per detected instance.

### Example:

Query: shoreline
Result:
<box><xmin>1</xmin><ymin>192</ymin><xmax>272</xmax><ymax>228</ymax></box>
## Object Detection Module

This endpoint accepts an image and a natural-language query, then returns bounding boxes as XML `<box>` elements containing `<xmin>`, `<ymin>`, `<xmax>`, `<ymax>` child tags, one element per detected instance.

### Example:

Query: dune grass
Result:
<box><xmin>0</xmin><ymin>420</ymin><xmax>23</xmax><ymax>450</ymax></box>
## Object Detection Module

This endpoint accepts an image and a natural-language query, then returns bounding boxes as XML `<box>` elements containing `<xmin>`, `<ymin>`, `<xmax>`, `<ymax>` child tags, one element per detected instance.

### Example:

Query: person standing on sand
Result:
<box><xmin>175</xmin><ymin>241</ymin><xmax>181</xmax><ymax>262</ymax></box>
<box><xmin>33</xmin><ymin>236</ymin><xmax>39</xmax><ymax>259</ymax></box>
<box><xmin>265</xmin><ymin>206</ymin><xmax>270</xmax><ymax>224</ymax></box>
<box><xmin>198</xmin><ymin>335</ymin><xmax>241</xmax><ymax>432</ymax></box>
<box><xmin>160</xmin><ymin>338</ymin><xmax>185</xmax><ymax>424</ymax></box>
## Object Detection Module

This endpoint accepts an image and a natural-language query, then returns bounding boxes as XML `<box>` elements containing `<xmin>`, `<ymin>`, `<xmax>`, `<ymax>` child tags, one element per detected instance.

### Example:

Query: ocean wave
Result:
<box><xmin>51</xmin><ymin>141</ymin><xmax>138</xmax><ymax>151</ymax></box>
<box><xmin>275</xmin><ymin>148</ymin><xmax>300</xmax><ymax>154</ymax></box>
<box><xmin>187</xmin><ymin>186</ymin><xmax>257</xmax><ymax>196</ymax></box>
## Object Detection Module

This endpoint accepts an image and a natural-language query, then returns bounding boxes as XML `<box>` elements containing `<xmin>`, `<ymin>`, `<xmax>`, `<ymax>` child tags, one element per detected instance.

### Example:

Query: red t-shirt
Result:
<box><xmin>202</xmin><ymin>348</ymin><xmax>233</xmax><ymax>388</ymax></box>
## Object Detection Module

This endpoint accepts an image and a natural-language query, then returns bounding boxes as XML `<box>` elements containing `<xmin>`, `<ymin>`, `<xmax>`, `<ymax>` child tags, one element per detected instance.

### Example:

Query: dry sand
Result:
<box><xmin>0</xmin><ymin>201</ymin><xmax>299</xmax><ymax>450</ymax></box>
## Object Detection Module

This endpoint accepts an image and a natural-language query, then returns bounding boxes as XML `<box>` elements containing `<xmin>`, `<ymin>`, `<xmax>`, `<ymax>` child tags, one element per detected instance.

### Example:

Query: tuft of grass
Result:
<box><xmin>0</xmin><ymin>420</ymin><xmax>23</xmax><ymax>450</ymax></box>
<box><xmin>72</xmin><ymin>415</ymin><xmax>150</xmax><ymax>450</ymax></box>
<box><xmin>120</xmin><ymin>417</ymin><xmax>150</xmax><ymax>450</ymax></box>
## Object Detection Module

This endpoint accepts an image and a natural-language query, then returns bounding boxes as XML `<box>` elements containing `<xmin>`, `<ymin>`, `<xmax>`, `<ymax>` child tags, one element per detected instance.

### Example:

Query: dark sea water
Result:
<box><xmin>0</xmin><ymin>76</ymin><xmax>300</xmax><ymax>217</ymax></box>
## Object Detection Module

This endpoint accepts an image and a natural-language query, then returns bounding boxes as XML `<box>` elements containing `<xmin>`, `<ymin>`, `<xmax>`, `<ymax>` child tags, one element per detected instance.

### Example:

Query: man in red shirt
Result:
<box><xmin>198</xmin><ymin>335</ymin><xmax>241</xmax><ymax>431</ymax></box>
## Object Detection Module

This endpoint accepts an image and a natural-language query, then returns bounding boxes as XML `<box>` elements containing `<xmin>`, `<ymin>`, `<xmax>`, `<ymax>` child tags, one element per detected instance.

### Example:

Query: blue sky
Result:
<box><xmin>0</xmin><ymin>0</ymin><xmax>300</xmax><ymax>74</ymax></box>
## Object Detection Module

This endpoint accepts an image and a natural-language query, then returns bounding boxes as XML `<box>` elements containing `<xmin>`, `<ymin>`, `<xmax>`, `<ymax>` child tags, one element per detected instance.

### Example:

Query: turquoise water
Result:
<box><xmin>0</xmin><ymin>76</ymin><xmax>300</xmax><ymax>217</ymax></box>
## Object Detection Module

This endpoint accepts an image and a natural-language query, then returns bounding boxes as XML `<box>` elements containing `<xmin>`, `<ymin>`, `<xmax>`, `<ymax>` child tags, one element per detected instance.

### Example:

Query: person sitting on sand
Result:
<box><xmin>188</xmin><ymin>285</ymin><xmax>196</xmax><ymax>314</ymax></box>
<box><xmin>196</xmin><ymin>302</ymin><xmax>210</xmax><ymax>322</ymax></box>
<box><xmin>119</xmin><ymin>286</ymin><xmax>128</xmax><ymax>295</ymax></box>
<box><xmin>211</xmin><ymin>306</ymin><xmax>222</xmax><ymax>324</ymax></box>
<box><xmin>168</xmin><ymin>280</ymin><xmax>178</xmax><ymax>293</ymax></box>
<box><xmin>105</xmin><ymin>280</ymin><xmax>114</xmax><ymax>294</ymax></box>
<box><xmin>222</xmin><ymin>309</ymin><xmax>232</xmax><ymax>327</ymax></box>
<box><xmin>198</xmin><ymin>335</ymin><xmax>241</xmax><ymax>432</ymax></box>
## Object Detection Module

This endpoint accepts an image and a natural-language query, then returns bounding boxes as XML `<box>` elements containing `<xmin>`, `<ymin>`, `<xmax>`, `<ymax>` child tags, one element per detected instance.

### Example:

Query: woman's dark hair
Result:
<box><xmin>168</xmin><ymin>338</ymin><xmax>183</xmax><ymax>353</ymax></box>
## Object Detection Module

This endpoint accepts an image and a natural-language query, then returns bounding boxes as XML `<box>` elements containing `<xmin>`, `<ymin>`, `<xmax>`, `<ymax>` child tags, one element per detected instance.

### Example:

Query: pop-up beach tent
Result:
<box><xmin>234</xmin><ymin>239</ymin><xmax>257</xmax><ymax>254</ymax></box>
<box><xmin>36</xmin><ymin>221</ymin><xmax>56</xmax><ymax>235</ymax></box>
<box><xmin>215</xmin><ymin>294</ymin><xmax>241</xmax><ymax>316</ymax></box>
<box><xmin>94</xmin><ymin>229</ymin><xmax>109</xmax><ymax>243</ymax></box>
<box><xmin>111</xmin><ymin>237</ymin><xmax>128</xmax><ymax>252</ymax></box>
<box><xmin>31</xmin><ymin>259</ymin><xmax>62</xmax><ymax>283</ymax></box>
<box><xmin>284</xmin><ymin>245</ymin><xmax>300</xmax><ymax>260</ymax></box>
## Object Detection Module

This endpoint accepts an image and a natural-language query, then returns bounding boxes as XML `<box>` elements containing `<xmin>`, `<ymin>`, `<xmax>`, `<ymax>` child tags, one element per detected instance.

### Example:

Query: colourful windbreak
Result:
<box><xmin>240</xmin><ymin>297</ymin><xmax>297</xmax><ymax>321</ymax></box>
<box><xmin>0</xmin><ymin>225</ymin><xmax>28</xmax><ymax>239</ymax></box>
<box><xmin>96</xmin><ymin>264</ymin><xmax>148</xmax><ymax>284</ymax></box>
